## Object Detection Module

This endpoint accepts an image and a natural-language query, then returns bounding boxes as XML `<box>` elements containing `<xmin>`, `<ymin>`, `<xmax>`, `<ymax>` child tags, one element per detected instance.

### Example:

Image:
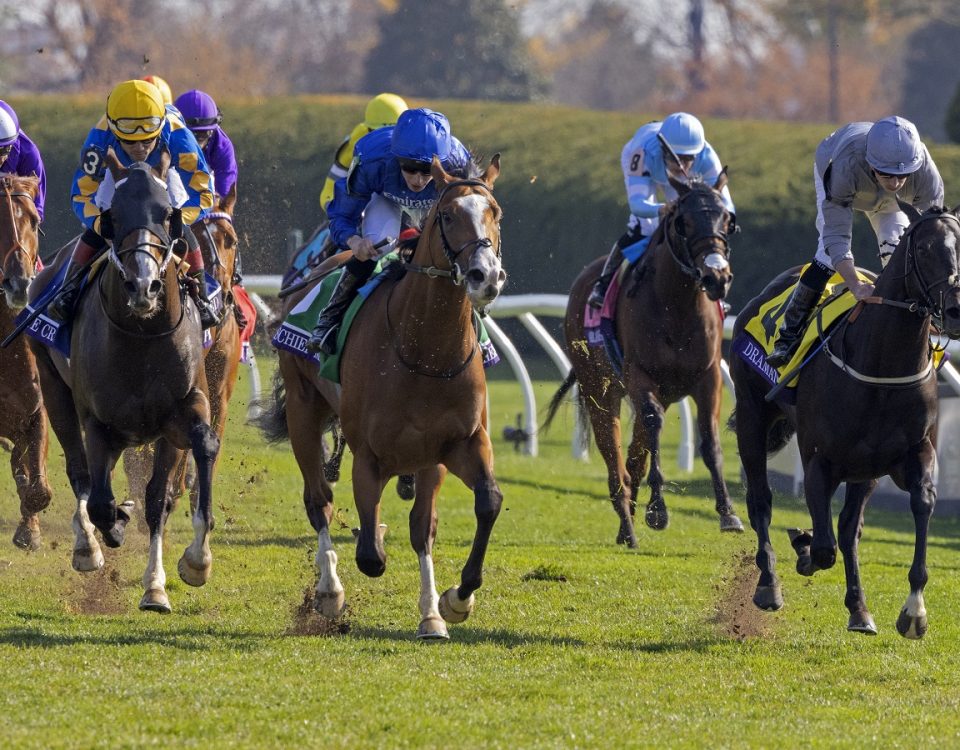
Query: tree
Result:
<box><xmin>364</xmin><ymin>0</ymin><xmax>547</xmax><ymax>101</ymax></box>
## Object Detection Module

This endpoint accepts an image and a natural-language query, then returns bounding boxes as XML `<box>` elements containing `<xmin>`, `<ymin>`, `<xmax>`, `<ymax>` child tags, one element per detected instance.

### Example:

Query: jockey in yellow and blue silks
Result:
<box><xmin>52</xmin><ymin>79</ymin><xmax>220</xmax><ymax>328</ymax></box>
<box><xmin>319</xmin><ymin>93</ymin><xmax>408</xmax><ymax>214</ymax></box>
<box><xmin>306</xmin><ymin>107</ymin><xmax>471</xmax><ymax>356</ymax></box>
<box><xmin>588</xmin><ymin>112</ymin><xmax>735</xmax><ymax>308</ymax></box>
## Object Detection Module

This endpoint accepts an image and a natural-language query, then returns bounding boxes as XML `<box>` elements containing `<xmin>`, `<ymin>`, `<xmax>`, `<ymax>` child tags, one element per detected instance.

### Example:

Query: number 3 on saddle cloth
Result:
<box><xmin>272</xmin><ymin>253</ymin><xmax>500</xmax><ymax>385</ymax></box>
<box><xmin>731</xmin><ymin>268</ymin><xmax>947</xmax><ymax>405</ymax></box>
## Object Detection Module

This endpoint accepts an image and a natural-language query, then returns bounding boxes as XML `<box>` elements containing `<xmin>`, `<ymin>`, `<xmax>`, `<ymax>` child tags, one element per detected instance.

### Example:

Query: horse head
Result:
<box><xmin>0</xmin><ymin>175</ymin><xmax>41</xmax><ymax>309</ymax></box>
<box><xmin>665</xmin><ymin>171</ymin><xmax>735</xmax><ymax>301</ymax></box>
<box><xmin>193</xmin><ymin>183</ymin><xmax>239</xmax><ymax>293</ymax></box>
<box><xmin>896</xmin><ymin>203</ymin><xmax>960</xmax><ymax>339</ymax></box>
<box><xmin>427</xmin><ymin>153</ymin><xmax>505</xmax><ymax>309</ymax></box>
<box><xmin>101</xmin><ymin>149</ymin><xmax>181</xmax><ymax>317</ymax></box>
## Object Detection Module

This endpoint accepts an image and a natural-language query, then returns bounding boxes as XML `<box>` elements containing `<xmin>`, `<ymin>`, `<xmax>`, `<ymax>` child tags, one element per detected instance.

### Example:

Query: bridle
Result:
<box><xmin>0</xmin><ymin>182</ymin><xmax>37</xmax><ymax>284</ymax></box>
<box><xmin>664</xmin><ymin>187</ymin><xmax>731</xmax><ymax>283</ymax></box>
<box><xmin>199</xmin><ymin>211</ymin><xmax>235</xmax><ymax>276</ymax></box>
<box><xmin>108</xmin><ymin>230</ymin><xmax>175</xmax><ymax>282</ymax></box>
<box><xmin>894</xmin><ymin>210</ymin><xmax>960</xmax><ymax>327</ymax></box>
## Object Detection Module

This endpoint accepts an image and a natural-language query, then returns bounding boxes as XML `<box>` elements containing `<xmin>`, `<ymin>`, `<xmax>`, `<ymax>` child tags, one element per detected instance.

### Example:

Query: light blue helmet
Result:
<box><xmin>866</xmin><ymin>116</ymin><xmax>922</xmax><ymax>175</ymax></box>
<box><xmin>390</xmin><ymin>108</ymin><xmax>452</xmax><ymax>164</ymax></box>
<box><xmin>659</xmin><ymin>112</ymin><xmax>705</xmax><ymax>156</ymax></box>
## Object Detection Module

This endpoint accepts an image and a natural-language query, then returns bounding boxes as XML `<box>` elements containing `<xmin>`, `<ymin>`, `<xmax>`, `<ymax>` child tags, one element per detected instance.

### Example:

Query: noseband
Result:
<box><xmin>666</xmin><ymin>189</ymin><xmax>731</xmax><ymax>283</ymax></box>
<box><xmin>898</xmin><ymin>211</ymin><xmax>960</xmax><ymax>326</ymax></box>
<box><xmin>108</xmin><ymin>230</ymin><xmax>175</xmax><ymax>282</ymax></box>
<box><xmin>0</xmin><ymin>185</ymin><xmax>37</xmax><ymax>284</ymax></box>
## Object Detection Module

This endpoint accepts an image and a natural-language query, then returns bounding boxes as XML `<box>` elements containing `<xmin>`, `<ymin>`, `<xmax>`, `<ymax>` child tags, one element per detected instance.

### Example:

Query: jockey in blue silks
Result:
<box><xmin>588</xmin><ymin>112</ymin><xmax>735</xmax><ymax>309</ymax></box>
<box><xmin>306</xmin><ymin>107</ymin><xmax>471</xmax><ymax>355</ymax></box>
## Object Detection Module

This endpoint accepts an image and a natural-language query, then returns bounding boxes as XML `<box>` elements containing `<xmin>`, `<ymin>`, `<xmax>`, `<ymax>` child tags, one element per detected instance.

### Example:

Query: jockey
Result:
<box><xmin>306</xmin><ymin>107</ymin><xmax>471</xmax><ymax>355</ymax></box>
<box><xmin>0</xmin><ymin>101</ymin><xmax>46</xmax><ymax>222</ymax></box>
<box><xmin>766</xmin><ymin>116</ymin><xmax>944</xmax><ymax>368</ymax></box>
<box><xmin>142</xmin><ymin>75</ymin><xmax>173</xmax><ymax>106</ymax></box>
<box><xmin>588</xmin><ymin>112</ymin><xmax>735</xmax><ymax>308</ymax></box>
<box><xmin>53</xmin><ymin>79</ymin><xmax>221</xmax><ymax>328</ymax></box>
<box><xmin>319</xmin><ymin>92</ymin><xmax>408</xmax><ymax>214</ymax></box>
<box><xmin>174</xmin><ymin>89</ymin><xmax>238</xmax><ymax>200</ymax></box>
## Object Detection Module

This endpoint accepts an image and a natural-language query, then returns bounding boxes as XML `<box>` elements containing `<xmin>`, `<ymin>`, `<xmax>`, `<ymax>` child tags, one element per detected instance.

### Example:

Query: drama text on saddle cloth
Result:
<box><xmin>52</xmin><ymin>79</ymin><xmax>222</xmax><ymax>329</ymax></box>
<box><xmin>306</xmin><ymin>107</ymin><xmax>471</xmax><ymax>356</ymax></box>
<box><xmin>766</xmin><ymin>116</ymin><xmax>945</xmax><ymax>368</ymax></box>
<box><xmin>588</xmin><ymin>111</ymin><xmax>736</xmax><ymax>308</ymax></box>
<box><xmin>0</xmin><ymin>100</ymin><xmax>47</xmax><ymax>222</ymax></box>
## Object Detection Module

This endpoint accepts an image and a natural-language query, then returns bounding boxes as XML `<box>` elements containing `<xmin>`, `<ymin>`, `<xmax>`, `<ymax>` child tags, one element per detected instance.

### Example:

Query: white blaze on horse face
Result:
<box><xmin>703</xmin><ymin>252</ymin><xmax>729</xmax><ymax>272</ymax></box>
<box><xmin>456</xmin><ymin>193</ymin><xmax>504</xmax><ymax>304</ymax></box>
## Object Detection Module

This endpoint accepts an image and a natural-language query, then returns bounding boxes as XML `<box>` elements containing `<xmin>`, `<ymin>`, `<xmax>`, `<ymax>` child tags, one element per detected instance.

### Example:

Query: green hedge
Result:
<box><xmin>12</xmin><ymin>95</ymin><xmax>960</xmax><ymax>310</ymax></box>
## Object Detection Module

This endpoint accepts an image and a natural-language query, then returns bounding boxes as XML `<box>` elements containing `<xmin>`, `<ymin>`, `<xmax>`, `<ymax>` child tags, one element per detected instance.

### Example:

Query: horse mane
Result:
<box><xmin>0</xmin><ymin>173</ymin><xmax>40</xmax><ymax>198</ymax></box>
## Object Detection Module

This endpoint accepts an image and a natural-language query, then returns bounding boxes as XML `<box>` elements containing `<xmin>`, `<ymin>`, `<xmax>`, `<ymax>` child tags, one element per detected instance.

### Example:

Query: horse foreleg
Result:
<box><xmin>586</xmin><ymin>400</ymin><xmax>636</xmax><ymax>547</ymax></box>
<box><xmin>838</xmin><ymin>480</ymin><xmax>877</xmax><ymax>635</ymax></box>
<box><xmin>691</xmin><ymin>368</ymin><xmax>743</xmax><ymax>532</ymax></box>
<box><xmin>442</xmin><ymin>428</ymin><xmax>503</xmax><ymax>614</ymax></box>
<box><xmin>177</xmin><ymin>418</ymin><xmax>220</xmax><ymax>588</ymax></box>
<box><xmin>630</xmin><ymin>389</ymin><xmax>667</xmax><ymax>531</ymax></box>
<box><xmin>11</xmin><ymin>408</ymin><xmax>52</xmax><ymax>551</ymax></box>
<box><xmin>795</xmin><ymin>455</ymin><xmax>838</xmax><ymax>576</ymax></box>
<box><xmin>140</xmin><ymin>438</ymin><xmax>181</xmax><ymax>613</ymax></box>
<box><xmin>896</xmin><ymin>440</ymin><xmax>936</xmax><ymax>640</ymax></box>
<box><xmin>409</xmin><ymin>464</ymin><xmax>449</xmax><ymax>640</ymax></box>
<box><xmin>82</xmin><ymin>418</ymin><xmax>128</xmax><ymax>549</ymax></box>
<box><xmin>352</xmin><ymin>447</ymin><xmax>388</xmax><ymax>578</ymax></box>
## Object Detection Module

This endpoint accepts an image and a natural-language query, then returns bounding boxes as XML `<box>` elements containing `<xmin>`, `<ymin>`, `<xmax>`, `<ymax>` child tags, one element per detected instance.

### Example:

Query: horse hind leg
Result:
<box><xmin>628</xmin><ymin>390</ymin><xmax>668</xmax><ymax>531</ymax></box>
<box><xmin>82</xmin><ymin>419</ymin><xmax>129</xmax><ymax>549</ymax></box>
<box><xmin>11</xmin><ymin>410</ymin><xmax>53</xmax><ymax>551</ymax></box>
<box><xmin>409</xmin><ymin>464</ymin><xmax>450</xmax><ymax>640</ymax></box>
<box><xmin>352</xmin><ymin>448</ymin><xmax>388</xmax><ymax>578</ymax></box>
<box><xmin>838</xmin><ymin>481</ymin><xmax>878</xmax><ymax>635</ymax></box>
<box><xmin>586</xmin><ymin>402</ymin><xmax>636</xmax><ymax>547</ymax></box>
<box><xmin>177</xmin><ymin>421</ymin><xmax>220</xmax><ymax>588</ymax></box>
<box><xmin>896</xmin><ymin>442</ymin><xmax>936</xmax><ymax>640</ymax></box>
<box><xmin>140</xmin><ymin>438</ymin><xmax>182</xmax><ymax>613</ymax></box>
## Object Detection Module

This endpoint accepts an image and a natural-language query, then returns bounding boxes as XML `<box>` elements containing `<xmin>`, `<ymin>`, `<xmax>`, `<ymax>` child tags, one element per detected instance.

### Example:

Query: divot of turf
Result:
<box><xmin>286</xmin><ymin>585</ymin><xmax>351</xmax><ymax>636</ymax></box>
<box><xmin>710</xmin><ymin>551</ymin><xmax>771</xmax><ymax>641</ymax></box>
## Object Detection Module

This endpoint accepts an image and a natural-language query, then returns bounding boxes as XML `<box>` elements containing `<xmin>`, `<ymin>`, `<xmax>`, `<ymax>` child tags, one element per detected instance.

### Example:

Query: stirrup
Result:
<box><xmin>766</xmin><ymin>340</ymin><xmax>798</xmax><ymax>368</ymax></box>
<box><xmin>587</xmin><ymin>283</ymin><xmax>607</xmax><ymax>309</ymax></box>
<box><xmin>306</xmin><ymin>324</ymin><xmax>338</xmax><ymax>356</ymax></box>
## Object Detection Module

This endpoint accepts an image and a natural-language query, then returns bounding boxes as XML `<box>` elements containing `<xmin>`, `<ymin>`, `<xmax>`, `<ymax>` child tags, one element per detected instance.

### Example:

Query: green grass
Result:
<box><xmin>3</xmin><ymin>359</ymin><xmax>960</xmax><ymax>748</ymax></box>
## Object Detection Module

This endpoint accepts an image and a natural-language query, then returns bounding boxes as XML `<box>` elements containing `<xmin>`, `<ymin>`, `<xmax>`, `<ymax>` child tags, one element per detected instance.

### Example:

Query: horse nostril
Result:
<box><xmin>467</xmin><ymin>269</ymin><xmax>485</xmax><ymax>285</ymax></box>
<box><xmin>123</xmin><ymin>280</ymin><xmax>138</xmax><ymax>295</ymax></box>
<box><xmin>148</xmin><ymin>280</ymin><xmax>163</xmax><ymax>296</ymax></box>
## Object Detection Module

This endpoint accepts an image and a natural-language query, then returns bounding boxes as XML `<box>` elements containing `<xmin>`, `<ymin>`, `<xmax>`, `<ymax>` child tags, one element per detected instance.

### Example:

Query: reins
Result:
<box><xmin>0</xmin><ymin>183</ymin><xmax>37</xmax><ymax>284</ymax></box>
<box><xmin>662</xmin><ymin>189</ymin><xmax>731</xmax><ymax>283</ymax></box>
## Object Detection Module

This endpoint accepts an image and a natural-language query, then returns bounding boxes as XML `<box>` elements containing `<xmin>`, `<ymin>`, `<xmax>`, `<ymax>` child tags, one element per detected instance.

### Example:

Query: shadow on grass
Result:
<box><xmin>348</xmin><ymin>623</ymin><xmax>589</xmax><ymax>648</ymax></box>
<box><xmin>495</xmin><ymin>473</ymin><xmax>610</xmax><ymax>501</ymax></box>
<box><xmin>0</xmin><ymin>623</ymin><xmax>267</xmax><ymax>651</ymax></box>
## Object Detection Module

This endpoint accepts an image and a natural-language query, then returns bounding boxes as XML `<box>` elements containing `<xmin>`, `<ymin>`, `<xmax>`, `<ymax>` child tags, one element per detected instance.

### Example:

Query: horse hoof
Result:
<box><xmin>100</xmin><ymin>523</ymin><xmax>126</xmax><ymax>549</ymax></box>
<box><xmin>896</xmin><ymin>608</ymin><xmax>928</xmax><ymax>640</ymax></box>
<box><xmin>720</xmin><ymin>513</ymin><xmax>744</xmax><ymax>533</ymax></box>
<box><xmin>416</xmin><ymin>616</ymin><xmax>450</xmax><ymax>641</ymax></box>
<box><xmin>847</xmin><ymin>611</ymin><xmax>878</xmax><ymax>635</ymax></box>
<box><xmin>139</xmin><ymin>588</ymin><xmax>172</xmax><ymax>614</ymax></box>
<box><xmin>645</xmin><ymin>505</ymin><xmax>669</xmax><ymax>531</ymax></box>
<box><xmin>396</xmin><ymin>475</ymin><xmax>416</xmax><ymax>501</ymax></box>
<box><xmin>314</xmin><ymin>589</ymin><xmax>346</xmax><ymax>620</ymax></box>
<box><xmin>438</xmin><ymin>587</ymin><xmax>475</xmax><ymax>624</ymax></box>
<box><xmin>12</xmin><ymin>520</ymin><xmax>42</xmax><ymax>551</ymax></box>
<box><xmin>72</xmin><ymin>547</ymin><xmax>105</xmax><ymax>572</ymax></box>
<box><xmin>177</xmin><ymin>554</ymin><xmax>212</xmax><ymax>587</ymax></box>
<box><xmin>753</xmin><ymin>584</ymin><xmax>783</xmax><ymax>611</ymax></box>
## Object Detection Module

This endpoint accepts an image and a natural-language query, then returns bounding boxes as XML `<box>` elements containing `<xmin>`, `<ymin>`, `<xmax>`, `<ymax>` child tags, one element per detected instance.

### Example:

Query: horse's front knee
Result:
<box><xmin>474</xmin><ymin>480</ymin><xmax>503</xmax><ymax>524</ymax></box>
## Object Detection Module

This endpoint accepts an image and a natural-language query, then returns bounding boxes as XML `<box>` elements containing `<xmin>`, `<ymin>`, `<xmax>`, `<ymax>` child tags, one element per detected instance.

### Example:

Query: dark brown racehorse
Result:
<box><xmin>0</xmin><ymin>176</ymin><xmax>52</xmax><ymax>550</ymax></box>
<box><xmin>731</xmin><ymin>205</ymin><xmax>960</xmax><ymax>639</ymax></box>
<box><xmin>30</xmin><ymin>153</ymin><xmax>219</xmax><ymax>613</ymax></box>
<box><xmin>259</xmin><ymin>155</ymin><xmax>506</xmax><ymax>639</ymax></box>
<box><xmin>545</xmin><ymin>176</ymin><xmax>742</xmax><ymax>548</ymax></box>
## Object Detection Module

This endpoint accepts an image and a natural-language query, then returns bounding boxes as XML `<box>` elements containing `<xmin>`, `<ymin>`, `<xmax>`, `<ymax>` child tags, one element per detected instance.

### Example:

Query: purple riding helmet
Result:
<box><xmin>173</xmin><ymin>90</ymin><xmax>222</xmax><ymax>131</ymax></box>
<box><xmin>0</xmin><ymin>101</ymin><xmax>20</xmax><ymax>146</ymax></box>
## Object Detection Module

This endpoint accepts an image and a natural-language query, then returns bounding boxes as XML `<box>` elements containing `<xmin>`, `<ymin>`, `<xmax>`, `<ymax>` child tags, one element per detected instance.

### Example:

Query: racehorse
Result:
<box><xmin>30</xmin><ymin>152</ymin><xmax>219</xmax><ymax>613</ymax></box>
<box><xmin>731</xmin><ymin>205</ymin><xmax>960</xmax><ymax>638</ymax></box>
<box><xmin>544</xmin><ymin>176</ymin><xmax>742</xmax><ymax>548</ymax></box>
<box><xmin>258</xmin><ymin>155</ymin><xmax>506</xmax><ymax>639</ymax></box>
<box><xmin>0</xmin><ymin>176</ymin><xmax>52</xmax><ymax>550</ymax></box>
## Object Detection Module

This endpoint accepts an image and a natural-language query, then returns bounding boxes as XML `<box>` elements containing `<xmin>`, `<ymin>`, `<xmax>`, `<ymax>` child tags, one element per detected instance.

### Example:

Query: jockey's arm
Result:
<box><xmin>168</xmin><ymin>129</ymin><xmax>215</xmax><ymax>225</ymax></box>
<box><xmin>17</xmin><ymin>134</ymin><xmax>46</xmax><ymax>222</ymax></box>
<box><xmin>625</xmin><ymin>173</ymin><xmax>662</xmax><ymax>219</ymax></box>
<box><xmin>71</xmin><ymin>129</ymin><xmax>110</xmax><ymax>232</ymax></box>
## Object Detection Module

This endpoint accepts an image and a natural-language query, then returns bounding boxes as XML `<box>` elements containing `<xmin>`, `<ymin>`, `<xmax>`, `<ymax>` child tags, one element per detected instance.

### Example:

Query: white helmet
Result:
<box><xmin>866</xmin><ymin>116</ymin><xmax>922</xmax><ymax>175</ymax></box>
<box><xmin>0</xmin><ymin>101</ymin><xmax>20</xmax><ymax>147</ymax></box>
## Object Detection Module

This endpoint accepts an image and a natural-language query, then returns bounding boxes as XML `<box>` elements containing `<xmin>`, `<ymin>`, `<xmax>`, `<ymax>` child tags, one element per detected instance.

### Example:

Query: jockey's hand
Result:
<box><xmin>347</xmin><ymin>235</ymin><xmax>378</xmax><ymax>261</ymax></box>
<box><xmin>850</xmin><ymin>281</ymin><xmax>875</xmax><ymax>301</ymax></box>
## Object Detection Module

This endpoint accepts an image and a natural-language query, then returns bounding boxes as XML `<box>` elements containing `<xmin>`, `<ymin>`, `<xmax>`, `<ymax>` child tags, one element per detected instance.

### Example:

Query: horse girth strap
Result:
<box><xmin>824</xmin><ymin>344</ymin><xmax>934</xmax><ymax>386</ymax></box>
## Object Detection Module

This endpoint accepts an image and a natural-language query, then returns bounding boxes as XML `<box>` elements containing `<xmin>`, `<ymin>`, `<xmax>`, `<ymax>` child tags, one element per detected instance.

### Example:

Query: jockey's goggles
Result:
<box><xmin>398</xmin><ymin>158</ymin><xmax>432</xmax><ymax>175</ymax></box>
<box><xmin>873</xmin><ymin>169</ymin><xmax>905</xmax><ymax>179</ymax></box>
<box><xmin>109</xmin><ymin>116</ymin><xmax>164</xmax><ymax>135</ymax></box>
<box><xmin>185</xmin><ymin>114</ymin><xmax>222</xmax><ymax>129</ymax></box>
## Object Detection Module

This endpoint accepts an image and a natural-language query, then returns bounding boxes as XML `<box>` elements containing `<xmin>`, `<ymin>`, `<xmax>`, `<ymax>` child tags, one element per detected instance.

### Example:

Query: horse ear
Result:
<box><xmin>713</xmin><ymin>166</ymin><xmax>729</xmax><ymax>193</ymax></box>
<box><xmin>431</xmin><ymin>155</ymin><xmax>449</xmax><ymax>190</ymax></box>
<box><xmin>897</xmin><ymin>199</ymin><xmax>923</xmax><ymax>224</ymax></box>
<box><xmin>153</xmin><ymin>146</ymin><xmax>171</xmax><ymax>182</ymax></box>
<box><xmin>668</xmin><ymin>173</ymin><xmax>690</xmax><ymax>195</ymax></box>
<box><xmin>104</xmin><ymin>148</ymin><xmax>125</xmax><ymax>182</ymax></box>
<box><xmin>219</xmin><ymin>183</ymin><xmax>237</xmax><ymax>215</ymax></box>
<box><xmin>483</xmin><ymin>153</ymin><xmax>501</xmax><ymax>188</ymax></box>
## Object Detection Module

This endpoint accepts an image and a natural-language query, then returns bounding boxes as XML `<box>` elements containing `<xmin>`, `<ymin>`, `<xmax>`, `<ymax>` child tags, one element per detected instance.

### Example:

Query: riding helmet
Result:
<box><xmin>142</xmin><ymin>75</ymin><xmax>173</xmax><ymax>106</ymax></box>
<box><xmin>106</xmin><ymin>80</ymin><xmax>166</xmax><ymax>142</ymax></box>
<box><xmin>174</xmin><ymin>90</ymin><xmax>223</xmax><ymax>131</ymax></box>
<box><xmin>0</xmin><ymin>101</ymin><xmax>20</xmax><ymax>146</ymax></box>
<box><xmin>391</xmin><ymin>108</ymin><xmax>452</xmax><ymax>164</ymax></box>
<box><xmin>866</xmin><ymin>116</ymin><xmax>922</xmax><ymax>175</ymax></box>
<box><xmin>364</xmin><ymin>93</ymin><xmax>408</xmax><ymax>130</ymax></box>
<box><xmin>659</xmin><ymin>112</ymin><xmax>705</xmax><ymax>156</ymax></box>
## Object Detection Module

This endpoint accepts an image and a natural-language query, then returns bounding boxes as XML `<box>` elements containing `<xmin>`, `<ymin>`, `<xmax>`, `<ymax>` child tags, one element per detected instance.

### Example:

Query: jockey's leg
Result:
<box><xmin>306</xmin><ymin>257</ymin><xmax>375</xmax><ymax>356</ymax></box>
<box><xmin>182</xmin><ymin>229</ymin><xmax>224</xmax><ymax>330</ymax></box>
<box><xmin>587</xmin><ymin>240</ymin><xmax>625</xmax><ymax>309</ymax></box>
<box><xmin>47</xmin><ymin>230</ymin><xmax>107</xmax><ymax>321</ymax></box>
<box><xmin>766</xmin><ymin>260</ymin><xmax>831</xmax><ymax>369</ymax></box>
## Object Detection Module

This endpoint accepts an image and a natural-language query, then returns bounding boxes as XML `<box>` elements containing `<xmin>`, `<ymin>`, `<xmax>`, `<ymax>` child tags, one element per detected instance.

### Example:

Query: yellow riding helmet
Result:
<box><xmin>364</xmin><ymin>93</ymin><xmax>408</xmax><ymax>130</ymax></box>
<box><xmin>106</xmin><ymin>80</ymin><xmax>166</xmax><ymax>141</ymax></box>
<box><xmin>142</xmin><ymin>75</ymin><xmax>173</xmax><ymax>106</ymax></box>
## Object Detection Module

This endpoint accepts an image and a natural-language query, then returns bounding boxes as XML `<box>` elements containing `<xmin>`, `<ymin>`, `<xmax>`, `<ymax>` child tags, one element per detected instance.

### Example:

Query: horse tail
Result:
<box><xmin>726</xmin><ymin>407</ymin><xmax>795</xmax><ymax>456</ymax></box>
<box><xmin>542</xmin><ymin>370</ymin><xmax>579</xmax><ymax>434</ymax></box>
<box><xmin>253</xmin><ymin>368</ymin><xmax>289</xmax><ymax>443</ymax></box>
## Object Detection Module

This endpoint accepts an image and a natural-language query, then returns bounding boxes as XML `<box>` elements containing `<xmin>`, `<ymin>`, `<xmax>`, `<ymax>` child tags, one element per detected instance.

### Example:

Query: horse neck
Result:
<box><xmin>645</xmin><ymin>230</ymin><xmax>710</xmax><ymax>314</ymax></box>
<box><xmin>101</xmin><ymin>262</ymin><xmax>183</xmax><ymax>334</ymax></box>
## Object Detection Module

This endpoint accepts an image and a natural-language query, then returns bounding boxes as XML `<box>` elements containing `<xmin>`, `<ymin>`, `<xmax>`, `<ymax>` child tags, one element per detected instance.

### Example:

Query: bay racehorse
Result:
<box><xmin>544</xmin><ymin>176</ymin><xmax>742</xmax><ymax>548</ymax></box>
<box><xmin>259</xmin><ymin>155</ymin><xmax>506</xmax><ymax>639</ymax></box>
<box><xmin>0</xmin><ymin>175</ymin><xmax>52</xmax><ymax>550</ymax></box>
<box><xmin>30</xmin><ymin>152</ymin><xmax>219</xmax><ymax>613</ymax></box>
<box><xmin>731</xmin><ymin>205</ymin><xmax>960</xmax><ymax>638</ymax></box>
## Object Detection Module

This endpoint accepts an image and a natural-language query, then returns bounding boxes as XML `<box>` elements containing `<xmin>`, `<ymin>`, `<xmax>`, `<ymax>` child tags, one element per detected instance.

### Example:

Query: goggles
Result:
<box><xmin>109</xmin><ymin>116</ymin><xmax>163</xmax><ymax>135</ymax></box>
<box><xmin>185</xmin><ymin>114</ymin><xmax>222</xmax><ymax>129</ymax></box>
<box><xmin>398</xmin><ymin>158</ymin><xmax>432</xmax><ymax>175</ymax></box>
<box><xmin>873</xmin><ymin>169</ymin><xmax>905</xmax><ymax>179</ymax></box>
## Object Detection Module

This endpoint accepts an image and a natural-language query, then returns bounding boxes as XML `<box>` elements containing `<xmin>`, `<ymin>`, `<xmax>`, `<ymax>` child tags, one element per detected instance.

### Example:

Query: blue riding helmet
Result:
<box><xmin>866</xmin><ymin>116</ymin><xmax>922</xmax><ymax>175</ymax></box>
<box><xmin>390</xmin><ymin>108</ymin><xmax>452</xmax><ymax>163</ymax></box>
<box><xmin>659</xmin><ymin>112</ymin><xmax>705</xmax><ymax>156</ymax></box>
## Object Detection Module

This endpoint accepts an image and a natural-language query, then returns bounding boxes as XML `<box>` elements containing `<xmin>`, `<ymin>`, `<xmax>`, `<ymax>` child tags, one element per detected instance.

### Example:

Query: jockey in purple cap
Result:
<box><xmin>0</xmin><ymin>101</ymin><xmax>46</xmax><ymax>222</ymax></box>
<box><xmin>173</xmin><ymin>89</ymin><xmax>238</xmax><ymax>201</ymax></box>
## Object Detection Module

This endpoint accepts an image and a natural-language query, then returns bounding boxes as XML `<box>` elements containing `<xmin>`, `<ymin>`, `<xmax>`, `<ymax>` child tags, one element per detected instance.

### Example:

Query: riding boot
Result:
<box><xmin>588</xmin><ymin>242</ymin><xmax>625</xmax><ymax>309</ymax></box>
<box><xmin>766</xmin><ymin>282</ymin><xmax>822</xmax><ymax>368</ymax></box>
<box><xmin>188</xmin><ymin>270</ymin><xmax>225</xmax><ymax>330</ymax></box>
<box><xmin>46</xmin><ymin>238</ymin><xmax>103</xmax><ymax>322</ymax></box>
<box><xmin>306</xmin><ymin>267</ymin><xmax>365</xmax><ymax>356</ymax></box>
